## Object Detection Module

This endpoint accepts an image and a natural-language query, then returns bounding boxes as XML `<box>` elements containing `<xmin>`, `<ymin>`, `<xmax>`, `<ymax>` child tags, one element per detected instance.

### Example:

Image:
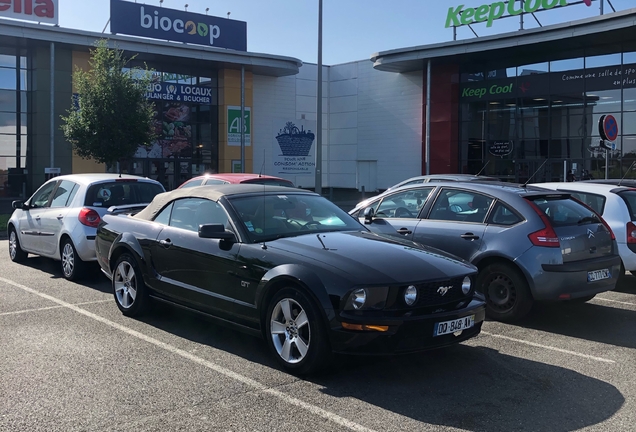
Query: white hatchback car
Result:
<box><xmin>7</xmin><ymin>174</ymin><xmax>164</xmax><ymax>280</ymax></box>
<box><xmin>532</xmin><ymin>181</ymin><xmax>636</xmax><ymax>277</ymax></box>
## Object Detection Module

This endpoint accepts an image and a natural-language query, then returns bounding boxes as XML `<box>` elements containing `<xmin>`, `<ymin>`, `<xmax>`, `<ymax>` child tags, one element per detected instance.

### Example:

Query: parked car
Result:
<box><xmin>178</xmin><ymin>173</ymin><xmax>294</xmax><ymax>189</ymax></box>
<box><xmin>386</xmin><ymin>174</ymin><xmax>499</xmax><ymax>192</ymax></box>
<box><xmin>356</xmin><ymin>174</ymin><xmax>498</xmax><ymax>209</ymax></box>
<box><xmin>532</xmin><ymin>181</ymin><xmax>636</xmax><ymax>279</ymax></box>
<box><xmin>7</xmin><ymin>174</ymin><xmax>165</xmax><ymax>280</ymax></box>
<box><xmin>95</xmin><ymin>184</ymin><xmax>486</xmax><ymax>374</ymax></box>
<box><xmin>349</xmin><ymin>181</ymin><xmax>621</xmax><ymax>322</ymax></box>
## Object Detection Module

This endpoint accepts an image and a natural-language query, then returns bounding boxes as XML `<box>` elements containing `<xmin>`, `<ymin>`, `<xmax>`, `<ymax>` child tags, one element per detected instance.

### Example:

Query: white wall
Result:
<box><xmin>252</xmin><ymin>60</ymin><xmax>423</xmax><ymax>191</ymax></box>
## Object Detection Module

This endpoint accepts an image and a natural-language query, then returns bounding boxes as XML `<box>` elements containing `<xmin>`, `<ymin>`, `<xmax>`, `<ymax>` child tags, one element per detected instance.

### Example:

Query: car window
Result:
<box><xmin>428</xmin><ymin>189</ymin><xmax>493</xmax><ymax>223</ymax></box>
<box><xmin>401</xmin><ymin>179</ymin><xmax>426</xmax><ymax>187</ymax></box>
<box><xmin>375</xmin><ymin>188</ymin><xmax>433</xmax><ymax>219</ymax></box>
<box><xmin>30</xmin><ymin>181</ymin><xmax>57</xmax><ymax>208</ymax></box>
<box><xmin>488</xmin><ymin>201</ymin><xmax>523</xmax><ymax>226</ymax></box>
<box><xmin>180</xmin><ymin>179</ymin><xmax>204</xmax><ymax>188</ymax></box>
<box><xmin>243</xmin><ymin>178</ymin><xmax>295</xmax><ymax>187</ymax></box>
<box><xmin>204</xmin><ymin>179</ymin><xmax>227</xmax><ymax>185</ymax></box>
<box><xmin>168</xmin><ymin>198</ymin><xmax>228</xmax><ymax>232</ymax></box>
<box><xmin>617</xmin><ymin>191</ymin><xmax>636</xmax><ymax>221</ymax></box>
<box><xmin>229</xmin><ymin>194</ymin><xmax>363</xmax><ymax>243</ymax></box>
<box><xmin>50</xmin><ymin>180</ymin><xmax>78</xmax><ymax>208</ymax></box>
<box><xmin>84</xmin><ymin>181</ymin><xmax>164</xmax><ymax>207</ymax></box>
<box><xmin>153</xmin><ymin>203</ymin><xmax>173</xmax><ymax>225</ymax></box>
<box><xmin>565</xmin><ymin>191</ymin><xmax>606</xmax><ymax>215</ymax></box>
<box><xmin>528</xmin><ymin>196</ymin><xmax>596</xmax><ymax>227</ymax></box>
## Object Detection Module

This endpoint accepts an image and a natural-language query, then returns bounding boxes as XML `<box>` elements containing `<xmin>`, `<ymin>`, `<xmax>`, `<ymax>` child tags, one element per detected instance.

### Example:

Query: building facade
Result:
<box><xmin>1</xmin><ymin>5</ymin><xmax>635</xmax><ymax>207</ymax></box>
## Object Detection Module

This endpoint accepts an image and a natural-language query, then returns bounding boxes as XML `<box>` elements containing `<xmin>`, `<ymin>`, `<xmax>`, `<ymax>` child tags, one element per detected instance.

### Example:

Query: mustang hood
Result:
<box><xmin>267</xmin><ymin>231</ymin><xmax>476</xmax><ymax>285</ymax></box>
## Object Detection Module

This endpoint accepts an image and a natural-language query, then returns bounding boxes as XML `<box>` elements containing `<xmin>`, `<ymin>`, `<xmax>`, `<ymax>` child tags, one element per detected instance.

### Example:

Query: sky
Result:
<box><xmin>54</xmin><ymin>0</ymin><xmax>635</xmax><ymax>65</ymax></box>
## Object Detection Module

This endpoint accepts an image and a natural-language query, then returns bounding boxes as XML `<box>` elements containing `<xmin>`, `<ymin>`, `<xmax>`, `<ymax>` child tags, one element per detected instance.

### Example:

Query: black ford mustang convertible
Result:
<box><xmin>96</xmin><ymin>185</ymin><xmax>486</xmax><ymax>374</ymax></box>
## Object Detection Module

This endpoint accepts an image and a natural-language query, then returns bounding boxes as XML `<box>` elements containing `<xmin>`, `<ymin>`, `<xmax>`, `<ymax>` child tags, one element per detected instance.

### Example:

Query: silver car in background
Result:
<box><xmin>7</xmin><ymin>174</ymin><xmax>164</xmax><ymax>280</ymax></box>
<box><xmin>349</xmin><ymin>182</ymin><xmax>621</xmax><ymax>322</ymax></box>
<box><xmin>534</xmin><ymin>181</ymin><xmax>636</xmax><ymax>278</ymax></box>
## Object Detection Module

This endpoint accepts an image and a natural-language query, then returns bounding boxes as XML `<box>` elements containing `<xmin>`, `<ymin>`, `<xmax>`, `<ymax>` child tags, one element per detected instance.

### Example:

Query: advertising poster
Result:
<box><xmin>272</xmin><ymin>119</ymin><xmax>316</xmax><ymax>176</ymax></box>
<box><xmin>227</xmin><ymin>106</ymin><xmax>251</xmax><ymax>146</ymax></box>
<box><xmin>136</xmin><ymin>101</ymin><xmax>192</xmax><ymax>158</ymax></box>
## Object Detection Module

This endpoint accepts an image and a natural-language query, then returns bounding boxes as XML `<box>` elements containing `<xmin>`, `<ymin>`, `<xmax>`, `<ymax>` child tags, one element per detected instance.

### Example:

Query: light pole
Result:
<box><xmin>315</xmin><ymin>0</ymin><xmax>323</xmax><ymax>195</ymax></box>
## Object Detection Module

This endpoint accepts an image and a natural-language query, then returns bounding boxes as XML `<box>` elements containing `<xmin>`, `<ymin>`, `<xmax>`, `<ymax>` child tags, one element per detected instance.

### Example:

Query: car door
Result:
<box><xmin>38</xmin><ymin>180</ymin><xmax>79</xmax><ymax>256</ymax></box>
<box><xmin>413</xmin><ymin>188</ymin><xmax>493</xmax><ymax>262</ymax></box>
<box><xmin>150</xmin><ymin>198</ymin><xmax>242</xmax><ymax>318</ymax></box>
<box><xmin>357</xmin><ymin>187</ymin><xmax>435</xmax><ymax>240</ymax></box>
<box><xmin>18</xmin><ymin>180</ymin><xmax>58</xmax><ymax>253</ymax></box>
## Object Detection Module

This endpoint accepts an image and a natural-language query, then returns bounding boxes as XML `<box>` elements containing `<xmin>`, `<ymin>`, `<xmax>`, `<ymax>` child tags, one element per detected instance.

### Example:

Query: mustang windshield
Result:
<box><xmin>228</xmin><ymin>193</ymin><xmax>364</xmax><ymax>243</ymax></box>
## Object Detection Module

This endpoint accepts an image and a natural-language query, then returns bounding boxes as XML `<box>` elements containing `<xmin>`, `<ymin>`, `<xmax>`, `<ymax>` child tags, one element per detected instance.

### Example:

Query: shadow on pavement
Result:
<box><xmin>134</xmin><ymin>302</ymin><xmax>623</xmax><ymax>432</ymax></box>
<box><xmin>16</xmin><ymin>255</ymin><xmax>111</xmax><ymax>294</ymax></box>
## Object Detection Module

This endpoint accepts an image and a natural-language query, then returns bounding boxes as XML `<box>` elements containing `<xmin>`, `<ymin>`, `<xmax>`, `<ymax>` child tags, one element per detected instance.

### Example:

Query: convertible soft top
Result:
<box><xmin>134</xmin><ymin>184</ymin><xmax>313</xmax><ymax>221</ymax></box>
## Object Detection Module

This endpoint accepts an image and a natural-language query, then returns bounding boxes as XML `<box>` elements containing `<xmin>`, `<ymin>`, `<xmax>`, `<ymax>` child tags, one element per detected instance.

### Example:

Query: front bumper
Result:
<box><xmin>328</xmin><ymin>298</ymin><xmax>486</xmax><ymax>355</ymax></box>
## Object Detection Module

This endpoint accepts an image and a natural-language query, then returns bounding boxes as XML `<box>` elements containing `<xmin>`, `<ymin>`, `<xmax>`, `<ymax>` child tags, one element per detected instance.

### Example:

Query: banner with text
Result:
<box><xmin>227</xmin><ymin>106</ymin><xmax>251</xmax><ymax>146</ymax></box>
<box><xmin>273</xmin><ymin>119</ymin><xmax>316</xmax><ymax>176</ymax></box>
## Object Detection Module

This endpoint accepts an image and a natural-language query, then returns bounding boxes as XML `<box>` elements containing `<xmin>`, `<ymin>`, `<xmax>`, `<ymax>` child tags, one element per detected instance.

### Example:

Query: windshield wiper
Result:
<box><xmin>577</xmin><ymin>216</ymin><xmax>600</xmax><ymax>225</ymax></box>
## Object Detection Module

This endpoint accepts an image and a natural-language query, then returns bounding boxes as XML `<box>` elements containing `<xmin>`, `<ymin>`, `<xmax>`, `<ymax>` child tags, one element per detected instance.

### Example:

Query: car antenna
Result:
<box><xmin>522</xmin><ymin>159</ymin><xmax>548</xmax><ymax>188</ymax></box>
<box><xmin>617</xmin><ymin>161</ymin><xmax>636</xmax><ymax>187</ymax></box>
<box><xmin>475</xmin><ymin>160</ymin><xmax>490</xmax><ymax>176</ymax></box>
<box><xmin>258</xmin><ymin>149</ymin><xmax>265</xmax><ymax>177</ymax></box>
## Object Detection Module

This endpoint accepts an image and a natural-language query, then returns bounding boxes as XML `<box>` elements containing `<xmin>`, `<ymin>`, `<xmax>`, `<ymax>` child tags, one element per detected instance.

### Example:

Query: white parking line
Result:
<box><xmin>0</xmin><ymin>299</ymin><xmax>112</xmax><ymax>317</ymax></box>
<box><xmin>0</xmin><ymin>276</ymin><xmax>376</xmax><ymax>432</ymax></box>
<box><xmin>480</xmin><ymin>331</ymin><xmax>615</xmax><ymax>364</ymax></box>
<box><xmin>594</xmin><ymin>297</ymin><xmax>636</xmax><ymax>307</ymax></box>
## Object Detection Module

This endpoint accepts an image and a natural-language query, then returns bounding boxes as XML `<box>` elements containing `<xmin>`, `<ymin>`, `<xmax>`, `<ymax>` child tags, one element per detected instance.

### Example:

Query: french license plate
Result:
<box><xmin>433</xmin><ymin>315</ymin><xmax>474</xmax><ymax>337</ymax></box>
<box><xmin>587</xmin><ymin>268</ymin><xmax>611</xmax><ymax>282</ymax></box>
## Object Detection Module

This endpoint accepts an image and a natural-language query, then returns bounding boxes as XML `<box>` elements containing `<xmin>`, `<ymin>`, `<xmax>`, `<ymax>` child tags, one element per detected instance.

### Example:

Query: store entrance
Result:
<box><xmin>128</xmin><ymin>159</ymin><xmax>192</xmax><ymax>191</ymax></box>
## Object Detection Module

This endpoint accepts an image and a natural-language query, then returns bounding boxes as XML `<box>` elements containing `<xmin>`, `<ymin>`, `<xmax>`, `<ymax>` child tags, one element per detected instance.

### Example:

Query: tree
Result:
<box><xmin>61</xmin><ymin>39</ymin><xmax>156</xmax><ymax>171</ymax></box>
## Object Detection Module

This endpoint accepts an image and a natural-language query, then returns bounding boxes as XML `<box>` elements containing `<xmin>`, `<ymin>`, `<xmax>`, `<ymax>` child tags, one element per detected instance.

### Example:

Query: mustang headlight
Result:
<box><xmin>462</xmin><ymin>276</ymin><xmax>472</xmax><ymax>295</ymax></box>
<box><xmin>344</xmin><ymin>287</ymin><xmax>389</xmax><ymax>311</ymax></box>
<box><xmin>404</xmin><ymin>285</ymin><xmax>418</xmax><ymax>306</ymax></box>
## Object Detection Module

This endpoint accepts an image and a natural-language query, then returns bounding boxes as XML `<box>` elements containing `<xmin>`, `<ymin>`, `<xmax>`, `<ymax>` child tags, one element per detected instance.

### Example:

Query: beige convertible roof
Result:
<box><xmin>134</xmin><ymin>184</ymin><xmax>313</xmax><ymax>221</ymax></box>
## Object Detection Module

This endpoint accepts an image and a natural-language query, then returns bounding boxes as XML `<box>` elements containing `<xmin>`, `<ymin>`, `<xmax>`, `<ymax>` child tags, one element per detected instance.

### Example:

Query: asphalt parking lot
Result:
<box><xmin>1</xmin><ymin>242</ymin><xmax>635</xmax><ymax>432</ymax></box>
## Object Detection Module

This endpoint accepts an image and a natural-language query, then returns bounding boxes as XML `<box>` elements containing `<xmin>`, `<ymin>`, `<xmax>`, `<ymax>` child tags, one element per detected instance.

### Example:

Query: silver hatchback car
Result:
<box><xmin>349</xmin><ymin>182</ymin><xmax>621</xmax><ymax>322</ymax></box>
<box><xmin>7</xmin><ymin>174</ymin><xmax>164</xmax><ymax>280</ymax></box>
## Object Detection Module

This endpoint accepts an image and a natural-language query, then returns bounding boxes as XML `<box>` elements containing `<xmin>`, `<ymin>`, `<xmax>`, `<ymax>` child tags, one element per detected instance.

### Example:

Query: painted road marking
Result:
<box><xmin>481</xmin><ymin>331</ymin><xmax>615</xmax><ymax>364</ymax></box>
<box><xmin>0</xmin><ymin>276</ymin><xmax>376</xmax><ymax>432</ymax></box>
<box><xmin>593</xmin><ymin>297</ymin><xmax>636</xmax><ymax>307</ymax></box>
<box><xmin>0</xmin><ymin>299</ymin><xmax>112</xmax><ymax>316</ymax></box>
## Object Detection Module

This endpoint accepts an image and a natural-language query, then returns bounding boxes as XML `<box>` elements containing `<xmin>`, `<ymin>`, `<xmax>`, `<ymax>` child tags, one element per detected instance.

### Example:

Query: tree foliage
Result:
<box><xmin>61</xmin><ymin>39</ymin><xmax>156</xmax><ymax>169</ymax></box>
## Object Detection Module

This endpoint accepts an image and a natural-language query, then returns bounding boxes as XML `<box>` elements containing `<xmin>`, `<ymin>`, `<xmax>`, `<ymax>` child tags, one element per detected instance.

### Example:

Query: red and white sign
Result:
<box><xmin>0</xmin><ymin>0</ymin><xmax>58</xmax><ymax>25</ymax></box>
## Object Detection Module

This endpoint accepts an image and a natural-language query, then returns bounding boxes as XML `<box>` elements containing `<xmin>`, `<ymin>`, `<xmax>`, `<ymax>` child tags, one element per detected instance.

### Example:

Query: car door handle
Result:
<box><xmin>35</xmin><ymin>216</ymin><xmax>40</xmax><ymax>221</ymax></box>
<box><xmin>396</xmin><ymin>228</ymin><xmax>412</xmax><ymax>235</ymax></box>
<box><xmin>159</xmin><ymin>239</ymin><xmax>172</xmax><ymax>248</ymax></box>
<box><xmin>460</xmin><ymin>233</ymin><xmax>480</xmax><ymax>240</ymax></box>
<box><xmin>57</xmin><ymin>215</ymin><xmax>64</xmax><ymax>220</ymax></box>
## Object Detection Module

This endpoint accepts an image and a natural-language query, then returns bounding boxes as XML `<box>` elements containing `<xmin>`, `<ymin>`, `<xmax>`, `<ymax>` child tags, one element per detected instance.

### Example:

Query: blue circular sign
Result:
<box><xmin>600</xmin><ymin>114</ymin><xmax>619</xmax><ymax>142</ymax></box>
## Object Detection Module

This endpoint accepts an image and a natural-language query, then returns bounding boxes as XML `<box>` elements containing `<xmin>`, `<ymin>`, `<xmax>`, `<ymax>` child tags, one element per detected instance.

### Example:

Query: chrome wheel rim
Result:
<box><xmin>9</xmin><ymin>231</ymin><xmax>18</xmax><ymax>260</ymax></box>
<box><xmin>61</xmin><ymin>243</ymin><xmax>75</xmax><ymax>277</ymax></box>
<box><xmin>114</xmin><ymin>261</ymin><xmax>137</xmax><ymax>309</ymax></box>
<box><xmin>270</xmin><ymin>298</ymin><xmax>310</xmax><ymax>364</ymax></box>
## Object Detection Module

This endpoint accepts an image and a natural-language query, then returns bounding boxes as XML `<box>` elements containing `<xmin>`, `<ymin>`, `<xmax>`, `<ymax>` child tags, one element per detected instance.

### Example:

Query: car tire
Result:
<box><xmin>60</xmin><ymin>238</ymin><xmax>86</xmax><ymax>281</ymax></box>
<box><xmin>112</xmin><ymin>253</ymin><xmax>149</xmax><ymax>317</ymax></box>
<box><xmin>617</xmin><ymin>261</ymin><xmax>626</xmax><ymax>284</ymax></box>
<box><xmin>477</xmin><ymin>262</ymin><xmax>533</xmax><ymax>322</ymax></box>
<box><xmin>8</xmin><ymin>226</ymin><xmax>28</xmax><ymax>263</ymax></box>
<box><xmin>264</xmin><ymin>288</ymin><xmax>331</xmax><ymax>375</ymax></box>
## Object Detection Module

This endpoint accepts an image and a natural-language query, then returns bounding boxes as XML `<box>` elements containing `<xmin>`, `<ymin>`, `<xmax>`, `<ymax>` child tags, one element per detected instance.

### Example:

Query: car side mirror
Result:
<box><xmin>12</xmin><ymin>200</ymin><xmax>27</xmax><ymax>210</ymax></box>
<box><xmin>198</xmin><ymin>223</ymin><xmax>235</xmax><ymax>241</ymax></box>
<box><xmin>363</xmin><ymin>207</ymin><xmax>375</xmax><ymax>224</ymax></box>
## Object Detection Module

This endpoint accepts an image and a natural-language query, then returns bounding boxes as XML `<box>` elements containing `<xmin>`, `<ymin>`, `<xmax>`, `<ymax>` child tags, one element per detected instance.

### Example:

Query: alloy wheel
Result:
<box><xmin>61</xmin><ymin>242</ymin><xmax>75</xmax><ymax>278</ymax></box>
<box><xmin>114</xmin><ymin>260</ymin><xmax>137</xmax><ymax>309</ymax></box>
<box><xmin>270</xmin><ymin>298</ymin><xmax>311</xmax><ymax>364</ymax></box>
<box><xmin>9</xmin><ymin>231</ymin><xmax>18</xmax><ymax>260</ymax></box>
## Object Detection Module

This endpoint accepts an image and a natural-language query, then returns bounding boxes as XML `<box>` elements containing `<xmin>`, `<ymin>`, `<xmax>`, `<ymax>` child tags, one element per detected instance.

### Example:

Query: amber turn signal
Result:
<box><xmin>342</xmin><ymin>322</ymin><xmax>389</xmax><ymax>332</ymax></box>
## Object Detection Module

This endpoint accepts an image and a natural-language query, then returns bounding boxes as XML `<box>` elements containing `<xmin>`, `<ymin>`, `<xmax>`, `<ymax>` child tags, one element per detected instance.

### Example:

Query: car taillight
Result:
<box><xmin>600</xmin><ymin>217</ymin><xmax>616</xmax><ymax>241</ymax></box>
<box><xmin>78</xmin><ymin>208</ymin><xmax>101</xmax><ymax>227</ymax></box>
<box><xmin>627</xmin><ymin>222</ymin><xmax>636</xmax><ymax>244</ymax></box>
<box><xmin>526</xmin><ymin>200</ymin><xmax>560</xmax><ymax>248</ymax></box>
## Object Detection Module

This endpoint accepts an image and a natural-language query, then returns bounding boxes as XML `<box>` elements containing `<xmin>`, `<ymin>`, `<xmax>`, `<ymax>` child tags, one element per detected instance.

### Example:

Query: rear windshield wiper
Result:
<box><xmin>577</xmin><ymin>216</ymin><xmax>600</xmax><ymax>225</ymax></box>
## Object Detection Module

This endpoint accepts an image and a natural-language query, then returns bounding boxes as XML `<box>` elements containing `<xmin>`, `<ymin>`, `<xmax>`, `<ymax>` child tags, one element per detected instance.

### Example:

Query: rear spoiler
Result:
<box><xmin>106</xmin><ymin>203</ymin><xmax>150</xmax><ymax>214</ymax></box>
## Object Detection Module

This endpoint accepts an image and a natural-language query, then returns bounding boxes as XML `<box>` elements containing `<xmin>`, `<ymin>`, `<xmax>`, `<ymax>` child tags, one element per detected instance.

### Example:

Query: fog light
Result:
<box><xmin>351</xmin><ymin>288</ymin><xmax>367</xmax><ymax>310</ymax></box>
<box><xmin>462</xmin><ymin>276</ymin><xmax>472</xmax><ymax>295</ymax></box>
<box><xmin>404</xmin><ymin>285</ymin><xmax>418</xmax><ymax>306</ymax></box>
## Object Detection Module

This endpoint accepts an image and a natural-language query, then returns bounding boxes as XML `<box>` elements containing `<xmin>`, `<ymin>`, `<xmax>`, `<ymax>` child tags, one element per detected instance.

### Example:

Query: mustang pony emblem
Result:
<box><xmin>437</xmin><ymin>285</ymin><xmax>453</xmax><ymax>296</ymax></box>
